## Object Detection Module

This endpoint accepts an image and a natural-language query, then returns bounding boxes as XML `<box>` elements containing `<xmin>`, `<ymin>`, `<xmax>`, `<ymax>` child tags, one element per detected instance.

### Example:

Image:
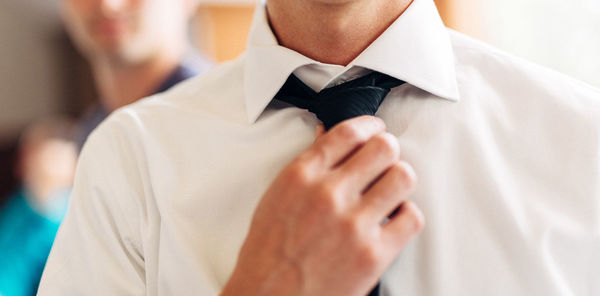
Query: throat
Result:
<box><xmin>266</xmin><ymin>0</ymin><xmax>413</xmax><ymax>65</ymax></box>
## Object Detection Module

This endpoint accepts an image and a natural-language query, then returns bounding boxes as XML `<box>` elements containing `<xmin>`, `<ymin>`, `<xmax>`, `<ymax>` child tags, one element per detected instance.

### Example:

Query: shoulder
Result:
<box><xmin>447</xmin><ymin>29</ymin><xmax>600</xmax><ymax>122</ymax></box>
<box><xmin>446</xmin><ymin>29</ymin><xmax>600</xmax><ymax>171</ymax></box>
<box><xmin>94</xmin><ymin>55</ymin><xmax>247</xmax><ymax>140</ymax></box>
<box><xmin>81</xmin><ymin>55</ymin><xmax>250</xmax><ymax>175</ymax></box>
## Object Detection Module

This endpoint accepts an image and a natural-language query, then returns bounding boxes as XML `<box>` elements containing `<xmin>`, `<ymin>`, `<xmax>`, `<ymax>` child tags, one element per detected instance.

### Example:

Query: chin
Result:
<box><xmin>83</xmin><ymin>42</ymin><xmax>129</xmax><ymax>64</ymax></box>
<box><xmin>308</xmin><ymin>0</ymin><xmax>362</xmax><ymax>4</ymax></box>
<box><xmin>88</xmin><ymin>37</ymin><xmax>137</xmax><ymax>62</ymax></box>
<box><xmin>93</xmin><ymin>42</ymin><xmax>126</xmax><ymax>57</ymax></box>
<box><xmin>105</xmin><ymin>46</ymin><xmax>156</xmax><ymax>66</ymax></box>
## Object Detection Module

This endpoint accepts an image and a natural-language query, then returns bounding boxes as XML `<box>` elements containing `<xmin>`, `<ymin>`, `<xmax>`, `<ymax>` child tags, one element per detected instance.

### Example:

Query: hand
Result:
<box><xmin>221</xmin><ymin>116</ymin><xmax>424</xmax><ymax>296</ymax></box>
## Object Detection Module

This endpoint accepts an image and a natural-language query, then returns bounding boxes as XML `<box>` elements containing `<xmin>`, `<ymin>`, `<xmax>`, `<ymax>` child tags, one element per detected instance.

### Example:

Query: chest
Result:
<box><xmin>138</xmin><ymin>94</ymin><xmax>599</xmax><ymax>295</ymax></box>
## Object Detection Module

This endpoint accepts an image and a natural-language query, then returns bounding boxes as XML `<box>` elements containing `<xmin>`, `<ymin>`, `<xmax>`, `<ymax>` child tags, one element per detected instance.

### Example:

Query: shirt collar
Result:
<box><xmin>244</xmin><ymin>0</ymin><xmax>460</xmax><ymax>123</ymax></box>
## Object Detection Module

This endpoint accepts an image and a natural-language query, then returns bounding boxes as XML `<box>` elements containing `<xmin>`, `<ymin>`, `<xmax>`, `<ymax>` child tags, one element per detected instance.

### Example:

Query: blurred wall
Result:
<box><xmin>1</xmin><ymin>0</ymin><xmax>64</xmax><ymax>139</ymax></box>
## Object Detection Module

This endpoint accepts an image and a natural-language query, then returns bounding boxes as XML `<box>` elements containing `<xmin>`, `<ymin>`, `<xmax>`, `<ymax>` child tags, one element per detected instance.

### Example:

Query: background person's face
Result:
<box><xmin>61</xmin><ymin>0</ymin><xmax>191</xmax><ymax>64</ymax></box>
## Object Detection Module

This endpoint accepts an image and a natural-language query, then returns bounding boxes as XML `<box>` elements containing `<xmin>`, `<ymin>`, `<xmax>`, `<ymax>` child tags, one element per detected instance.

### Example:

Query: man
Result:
<box><xmin>40</xmin><ymin>0</ymin><xmax>600</xmax><ymax>295</ymax></box>
<box><xmin>62</xmin><ymin>0</ymin><xmax>212</xmax><ymax>149</ymax></box>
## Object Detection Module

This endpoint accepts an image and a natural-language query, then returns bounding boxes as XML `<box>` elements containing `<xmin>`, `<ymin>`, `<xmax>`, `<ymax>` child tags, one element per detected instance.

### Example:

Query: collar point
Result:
<box><xmin>446</xmin><ymin>87</ymin><xmax>461</xmax><ymax>102</ymax></box>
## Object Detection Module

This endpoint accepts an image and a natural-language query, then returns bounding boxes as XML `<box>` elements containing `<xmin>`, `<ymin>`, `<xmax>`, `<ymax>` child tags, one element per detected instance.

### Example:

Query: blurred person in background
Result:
<box><xmin>62</xmin><ymin>0</ymin><xmax>212</xmax><ymax>149</ymax></box>
<box><xmin>1</xmin><ymin>0</ymin><xmax>212</xmax><ymax>293</ymax></box>
<box><xmin>0</xmin><ymin>117</ymin><xmax>77</xmax><ymax>296</ymax></box>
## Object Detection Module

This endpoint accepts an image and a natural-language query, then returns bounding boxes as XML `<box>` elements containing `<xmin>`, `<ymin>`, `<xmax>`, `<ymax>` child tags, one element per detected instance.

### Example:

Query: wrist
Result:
<box><xmin>221</xmin><ymin>259</ymin><xmax>303</xmax><ymax>296</ymax></box>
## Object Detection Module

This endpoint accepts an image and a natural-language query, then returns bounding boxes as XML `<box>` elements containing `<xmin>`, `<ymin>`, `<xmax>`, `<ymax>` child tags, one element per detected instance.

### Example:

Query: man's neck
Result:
<box><xmin>267</xmin><ymin>0</ymin><xmax>413</xmax><ymax>66</ymax></box>
<box><xmin>91</xmin><ymin>53</ymin><xmax>181</xmax><ymax>112</ymax></box>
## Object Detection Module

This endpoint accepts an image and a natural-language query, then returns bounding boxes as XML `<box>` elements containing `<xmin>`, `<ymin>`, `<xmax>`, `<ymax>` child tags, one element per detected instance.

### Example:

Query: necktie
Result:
<box><xmin>273</xmin><ymin>71</ymin><xmax>405</xmax><ymax>130</ymax></box>
<box><xmin>274</xmin><ymin>71</ymin><xmax>405</xmax><ymax>296</ymax></box>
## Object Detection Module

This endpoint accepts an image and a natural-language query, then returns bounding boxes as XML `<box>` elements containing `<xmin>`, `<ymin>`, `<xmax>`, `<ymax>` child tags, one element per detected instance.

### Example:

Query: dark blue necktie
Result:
<box><xmin>274</xmin><ymin>71</ymin><xmax>405</xmax><ymax>296</ymax></box>
<box><xmin>274</xmin><ymin>71</ymin><xmax>405</xmax><ymax>130</ymax></box>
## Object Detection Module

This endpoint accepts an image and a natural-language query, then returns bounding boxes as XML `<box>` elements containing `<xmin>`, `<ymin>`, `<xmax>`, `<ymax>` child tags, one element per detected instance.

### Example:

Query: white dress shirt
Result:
<box><xmin>40</xmin><ymin>0</ymin><xmax>600</xmax><ymax>295</ymax></box>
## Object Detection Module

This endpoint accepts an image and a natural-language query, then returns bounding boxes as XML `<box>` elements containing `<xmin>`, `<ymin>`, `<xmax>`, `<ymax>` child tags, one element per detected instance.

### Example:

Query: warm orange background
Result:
<box><xmin>194</xmin><ymin>5</ymin><xmax>256</xmax><ymax>62</ymax></box>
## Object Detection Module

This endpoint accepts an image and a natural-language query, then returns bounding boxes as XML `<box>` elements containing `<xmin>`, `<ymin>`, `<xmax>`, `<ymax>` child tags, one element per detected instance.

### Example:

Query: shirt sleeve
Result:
<box><xmin>38</xmin><ymin>122</ymin><xmax>146</xmax><ymax>295</ymax></box>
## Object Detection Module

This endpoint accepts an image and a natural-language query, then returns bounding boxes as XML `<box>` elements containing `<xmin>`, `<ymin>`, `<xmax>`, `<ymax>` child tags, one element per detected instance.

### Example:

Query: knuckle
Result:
<box><xmin>313</xmin><ymin>182</ymin><xmax>341</xmax><ymax>211</ymax></box>
<box><xmin>403</xmin><ymin>201</ymin><xmax>425</xmax><ymax>232</ymax></box>
<box><xmin>284</xmin><ymin>160</ymin><xmax>312</xmax><ymax>186</ymax></box>
<box><xmin>306</xmin><ymin>144</ymin><xmax>328</xmax><ymax>164</ymax></box>
<box><xmin>371</xmin><ymin>133</ymin><xmax>400</xmax><ymax>160</ymax></box>
<box><xmin>334</xmin><ymin>122</ymin><xmax>363</xmax><ymax>142</ymax></box>
<box><xmin>355</xmin><ymin>242</ymin><xmax>380</xmax><ymax>272</ymax></box>
<box><xmin>394</xmin><ymin>161</ymin><xmax>417</xmax><ymax>190</ymax></box>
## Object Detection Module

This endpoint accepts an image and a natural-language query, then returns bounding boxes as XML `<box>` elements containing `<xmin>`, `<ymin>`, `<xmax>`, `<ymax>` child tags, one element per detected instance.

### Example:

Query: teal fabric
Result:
<box><xmin>0</xmin><ymin>189</ymin><xmax>68</xmax><ymax>296</ymax></box>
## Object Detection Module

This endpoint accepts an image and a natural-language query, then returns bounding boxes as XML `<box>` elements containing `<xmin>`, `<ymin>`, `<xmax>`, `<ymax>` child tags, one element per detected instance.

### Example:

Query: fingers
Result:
<box><xmin>381</xmin><ymin>201</ymin><xmax>425</xmax><ymax>249</ymax></box>
<box><xmin>335</xmin><ymin>132</ymin><xmax>400</xmax><ymax>194</ymax></box>
<box><xmin>303</xmin><ymin>116</ymin><xmax>386</xmax><ymax>169</ymax></box>
<box><xmin>360</xmin><ymin>161</ymin><xmax>417</xmax><ymax>218</ymax></box>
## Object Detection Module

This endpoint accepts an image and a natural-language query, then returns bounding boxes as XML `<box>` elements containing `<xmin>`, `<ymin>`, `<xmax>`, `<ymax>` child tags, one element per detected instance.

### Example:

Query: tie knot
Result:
<box><xmin>274</xmin><ymin>71</ymin><xmax>405</xmax><ymax>130</ymax></box>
